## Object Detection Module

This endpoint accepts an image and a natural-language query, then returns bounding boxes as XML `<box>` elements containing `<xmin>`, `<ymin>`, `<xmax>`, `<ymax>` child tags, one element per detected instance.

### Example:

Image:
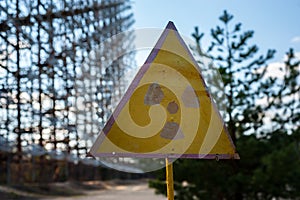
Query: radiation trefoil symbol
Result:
<box><xmin>89</xmin><ymin>22</ymin><xmax>239</xmax><ymax>171</ymax></box>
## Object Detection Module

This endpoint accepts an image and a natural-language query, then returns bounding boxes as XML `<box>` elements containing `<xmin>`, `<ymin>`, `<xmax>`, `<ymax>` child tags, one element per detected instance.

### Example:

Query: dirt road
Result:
<box><xmin>43</xmin><ymin>181</ymin><xmax>166</xmax><ymax>200</ymax></box>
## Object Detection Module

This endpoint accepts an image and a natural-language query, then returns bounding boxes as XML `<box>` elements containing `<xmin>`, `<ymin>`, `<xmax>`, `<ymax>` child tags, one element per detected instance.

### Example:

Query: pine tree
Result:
<box><xmin>195</xmin><ymin>10</ymin><xmax>275</xmax><ymax>142</ymax></box>
<box><xmin>150</xmin><ymin>10</ymin><xmax>300</xmax><ymax>200</ymax></box>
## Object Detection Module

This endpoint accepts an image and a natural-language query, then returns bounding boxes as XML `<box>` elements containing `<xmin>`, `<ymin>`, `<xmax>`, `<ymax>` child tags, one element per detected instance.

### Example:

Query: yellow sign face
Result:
<box><xmin>89</xmin><ymin>22</ymin><xmax>239</xmax><ymax>159</ymax></box>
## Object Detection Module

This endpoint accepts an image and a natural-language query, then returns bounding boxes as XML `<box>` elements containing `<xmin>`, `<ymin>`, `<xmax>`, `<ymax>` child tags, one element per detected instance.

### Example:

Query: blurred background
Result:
<box><xmin>0</xmin><ymin>0</ymin><xmax>299</xmax><ymax>199</ymax></box>
<box><xmin>0</xmin><ymin>0</ymin><xmax>138</xmax><ymax>185</ymax></box>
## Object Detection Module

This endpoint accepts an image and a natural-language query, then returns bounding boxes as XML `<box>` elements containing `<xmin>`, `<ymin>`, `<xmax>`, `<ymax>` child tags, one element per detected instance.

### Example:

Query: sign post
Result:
<box><xmin>166</xmin><ymin>158</ymin><xmax>174</xmax><ymax>200</ymax></box>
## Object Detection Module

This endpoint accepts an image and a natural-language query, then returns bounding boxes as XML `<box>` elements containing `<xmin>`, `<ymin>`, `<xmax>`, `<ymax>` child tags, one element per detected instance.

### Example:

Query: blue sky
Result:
<box><xmin>132</xmin><ymin>0</ymin><xmax>300</xmax><ymax>63</ymax></box>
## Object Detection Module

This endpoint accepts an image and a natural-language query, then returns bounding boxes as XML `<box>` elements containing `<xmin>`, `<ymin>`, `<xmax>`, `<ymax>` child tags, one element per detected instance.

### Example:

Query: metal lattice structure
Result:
<box><xmin>0</xmin><ymin>0</ymin><xmax>134</xmax><ymax>182</ymax></box>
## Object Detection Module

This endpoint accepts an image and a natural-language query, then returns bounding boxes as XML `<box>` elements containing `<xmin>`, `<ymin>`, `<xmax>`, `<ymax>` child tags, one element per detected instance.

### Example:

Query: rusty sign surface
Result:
<box><xmin>89</xmin><ymin>21</ymin><xmax>239</xmax><ymax>159</ymax></box>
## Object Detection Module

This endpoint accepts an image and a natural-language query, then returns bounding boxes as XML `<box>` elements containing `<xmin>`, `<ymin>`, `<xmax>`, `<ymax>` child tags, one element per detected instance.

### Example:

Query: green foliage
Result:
<box><xmin>150</xmin><ymin>133</ymin><xmax>300</xmax><ymax>200</ymax></box>
<box><xmin>150</xmin><ymin>10</ymin><xmax>300</xmax><ymax>200</ymax></box>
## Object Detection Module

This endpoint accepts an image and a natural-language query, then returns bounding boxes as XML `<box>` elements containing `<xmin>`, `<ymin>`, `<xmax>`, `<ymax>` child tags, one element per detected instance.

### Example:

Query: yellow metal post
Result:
<box><xmin>166</xmin><ymin>158</ymin><xmax>174</xmax><ymax>200</ymax></box>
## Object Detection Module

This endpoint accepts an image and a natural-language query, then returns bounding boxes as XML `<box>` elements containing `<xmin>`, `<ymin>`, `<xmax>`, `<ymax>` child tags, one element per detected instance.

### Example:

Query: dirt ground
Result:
<box><xmin>0</xmin><ymin>180</ymin><xmax>166</xmax><ymax>200</ymax></box>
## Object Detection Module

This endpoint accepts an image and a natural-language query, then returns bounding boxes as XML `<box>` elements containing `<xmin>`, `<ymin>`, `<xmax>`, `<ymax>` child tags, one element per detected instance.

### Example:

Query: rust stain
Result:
<box><xmin>144</xmin><ymin>83</ymin><xmax>164</xmax><ymax>105</ymax></box>
<box><xmin>160</xmin><ymin>122</ymin><xmax>184</xmax><ymax>140</ymax></box>
<box><xmin>167</xmin><ymin>101</ymin><xmax>178</xmax><ymax>114</ymax></box>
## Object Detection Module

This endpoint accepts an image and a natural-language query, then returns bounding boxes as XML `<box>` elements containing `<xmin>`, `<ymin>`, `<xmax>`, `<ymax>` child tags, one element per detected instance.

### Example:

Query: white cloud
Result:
<box><xmin>291</xmin><ymin>36</ymin><xmax>300</xmax><ymax>43</ymax></box>
<box><xmin>261</xmin><ymin>62</ymin><xmax>285</xmax><ymax>79</ymax></box>
<box><xmin>255</xmin><ymin>62</ymin><xmax>285</xmax><ymax>79</ymax></box>
<box><xmin>295</xmin><ymin>51</ymin><xmax>300</xmax><ymax>59</ymax></box>
<box><xmin>263</xmin><ymin>51</ymin><xmax>300</xmax><ymax>79</ymax></box>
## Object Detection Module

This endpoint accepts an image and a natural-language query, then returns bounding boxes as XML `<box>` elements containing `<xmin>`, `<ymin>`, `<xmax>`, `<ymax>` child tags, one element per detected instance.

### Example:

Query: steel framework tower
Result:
<box><xmin>0</xmin><ymin>0</ymin><xmax>134</xmax><ymax>182</ymax></box>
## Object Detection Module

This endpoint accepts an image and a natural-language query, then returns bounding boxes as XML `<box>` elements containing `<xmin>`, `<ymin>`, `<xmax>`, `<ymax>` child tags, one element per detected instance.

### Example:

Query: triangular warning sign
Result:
<box><xmin>90</xmin><ymin>22</ymin><xmax>239</xmax><ymax>159</ymax></box>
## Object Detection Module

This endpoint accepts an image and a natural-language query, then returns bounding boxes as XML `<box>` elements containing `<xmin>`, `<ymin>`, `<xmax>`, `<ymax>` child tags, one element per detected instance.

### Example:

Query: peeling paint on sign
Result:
<box><xmin>167</xmin><ymin>101</ymin><xmax>179</xmax><ymax>114</ymax></box>
<box><xmin>160</xmin><ymin>122</ymin><xmax>184</xmax><ymax>140</ymax></box>
<box><xmin>144</xmin><ymin>83</ymin><xmax>164</xmax><ymax>105</ymax></box>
